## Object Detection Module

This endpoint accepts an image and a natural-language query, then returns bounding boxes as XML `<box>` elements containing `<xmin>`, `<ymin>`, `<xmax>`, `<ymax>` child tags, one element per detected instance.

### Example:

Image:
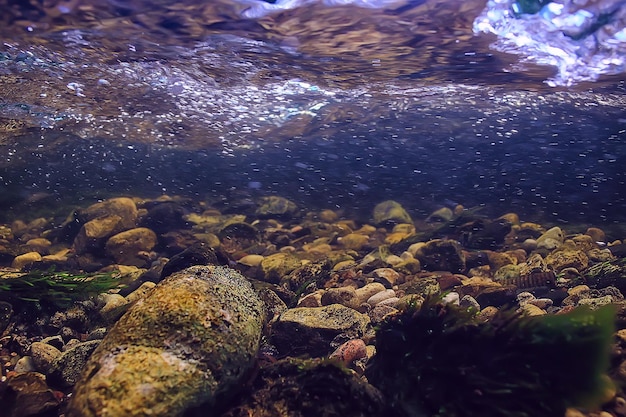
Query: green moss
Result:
<box><xmin>0</xmin><ymin>268</ymin><xmax>122</xmax><ymax>309</ymax></box>
<box><xmin>367</xmin><ymin>297</ymin><xmax>615</xmax><ymax>417</ymax></box>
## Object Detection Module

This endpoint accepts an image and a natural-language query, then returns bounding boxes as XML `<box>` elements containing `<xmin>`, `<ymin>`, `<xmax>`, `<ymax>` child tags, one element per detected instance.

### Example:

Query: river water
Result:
<box><xmin>1</xmin><ymin>0</ymin><xmax>625</xmax><ymax>225</ymax></box>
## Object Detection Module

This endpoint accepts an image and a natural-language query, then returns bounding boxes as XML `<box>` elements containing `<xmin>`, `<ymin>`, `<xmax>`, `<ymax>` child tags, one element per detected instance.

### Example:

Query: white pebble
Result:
<box><xmin>442</xmin><ymin>292</ymin><xmax>460</xmax><ymax>305</ymax></box>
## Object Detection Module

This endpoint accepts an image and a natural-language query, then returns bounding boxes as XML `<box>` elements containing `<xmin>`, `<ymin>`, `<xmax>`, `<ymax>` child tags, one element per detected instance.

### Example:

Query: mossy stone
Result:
<box><xmin>67</xmin><ymin>265</ymin><xmax>266</xmax><ymax>417</ymax></box>
<box><xmin>372</xmin><ymin>200</ymin><xmax>413</xmax><ymax>226</ymax></box>
<box><xmin>261</xmin><ymin>252</ymin><xmax>301</xmax><ymax>284</ymax></box>
<box><xmin>256</xmin><ymin>196</ymin><xmax>297</xmax><ymax>219</ymax></box>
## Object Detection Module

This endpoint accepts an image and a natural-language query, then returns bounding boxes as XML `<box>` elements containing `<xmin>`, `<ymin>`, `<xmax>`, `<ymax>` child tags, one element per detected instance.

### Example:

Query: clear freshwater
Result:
<box><xmin>1</xmin><ymin>0</ymin><xmax>625</xmax><ymax>225</ymax></box>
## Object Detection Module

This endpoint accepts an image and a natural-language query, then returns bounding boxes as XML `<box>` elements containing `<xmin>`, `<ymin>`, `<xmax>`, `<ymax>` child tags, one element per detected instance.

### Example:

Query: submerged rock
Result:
<box><xmin>536</xmin><ymin>226</ymin><xmax>565</xmax><ymax>251</ymax></box>
<box><xmin>104</xmin><ymin>227</ymin><xmax>158</xmax><ymax>266</ymax></box>
<box><xmin>49</xmin><ymin>340</ymin><xmax>101</xmax><ymax>388</ymax></box>
<box><xmin>1</xmin><ymin>372</ymin><xmax>62</xmax><ymax>417</ymax></box>
<box><xmin>414</xmin><ymin>239</ymin><xmax>466</xmax><ymax>273</ymax></box>
<box><xmin>73</xmin><ymin>215</ymin><xmax>129</xmax><ymax>255</ymax></box>
<box><xmin>220</xmin><ymin>358</ymin><xmax>385</xmax><ymax>417</ymax></box>
<box><xmin>372</xmin><ymin>200</ymin><xmax>413</xmax><ymax>226</ymax></box>
<box><xmin>260</xmin><ymin>252</ymin><xmax>301</xmax><ymax>284</ymax></box>
<box><xmin>67</xmin><ymin>265</ymin><xmax>266</xmax><ymax>417</ymax></box>
<box><xmin>270</xmin><ymin>304</ymin><xmax>371</xmax><ymax>357</ymax></box>
<box><xmin>255</xmin><ymin>196</ymin><xmax>298</xmax><ymax>219</ymax></box>
<box><xmin>77</xmin><ymin>197</ymin><xmax>138</xmax><ymax>230</ymax></box>
<box><xmin>11</xmin><ymin>251</ymin><xmax>42</xmax><ymax>270</ymax></box>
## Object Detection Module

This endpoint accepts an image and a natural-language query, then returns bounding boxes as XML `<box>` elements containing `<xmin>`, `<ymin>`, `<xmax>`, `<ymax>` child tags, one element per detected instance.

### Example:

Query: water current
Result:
<box><xmin>0</xmin><ymin>0</ymin><xmax>625</xmax><ymax>224</ymax></box>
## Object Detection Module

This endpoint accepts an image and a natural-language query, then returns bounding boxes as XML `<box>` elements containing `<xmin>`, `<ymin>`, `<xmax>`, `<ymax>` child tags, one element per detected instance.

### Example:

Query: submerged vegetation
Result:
<box><xmin>367</xmin><ymin>297</ymin><xmax>615</xmax><ymax>417</ymax></box>
<box><xmin>0</xmin><ymin>268</ymin><xmax>122</xmax><ymax>309</ymax></box>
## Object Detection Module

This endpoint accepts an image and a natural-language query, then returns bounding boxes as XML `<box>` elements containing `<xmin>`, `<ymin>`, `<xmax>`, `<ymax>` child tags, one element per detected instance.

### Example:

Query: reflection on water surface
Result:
<box><xmin>0</xmin><ymin>0</ymin><xmax>625</xmax><ymax>224</ymax></box>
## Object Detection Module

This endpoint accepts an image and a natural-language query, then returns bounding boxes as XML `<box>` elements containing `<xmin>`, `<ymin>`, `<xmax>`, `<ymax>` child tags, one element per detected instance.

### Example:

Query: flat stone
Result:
<box><xmin>321</xmin><ymin>286</ymin><xmax>357</xmax><ymax>307</ymax></box>
<box><xmin>372</xmin><ymin>268</ymin><xmax>400</xmax><ymax>287</ymax></box>
<box><xmin>271</xmin><ymin>304</ymin><xmax>371</xmax><ymax>357</ymax></box>
<box><xmin>353</xmin><ymin>283</ymin><xmax>387</xmax><ymax>306</ymax></box>
<box><xmin>3</xmin><ymin>372</ymin><xmax>61</xmax><ymax>416</ymax></box>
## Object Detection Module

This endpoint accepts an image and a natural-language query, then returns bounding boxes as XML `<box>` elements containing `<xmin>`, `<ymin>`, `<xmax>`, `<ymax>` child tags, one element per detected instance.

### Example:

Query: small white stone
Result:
<box><xmin>442</xmin><ymin>292</ymin><xmax>460</xmax><ymax>306</ymax></box>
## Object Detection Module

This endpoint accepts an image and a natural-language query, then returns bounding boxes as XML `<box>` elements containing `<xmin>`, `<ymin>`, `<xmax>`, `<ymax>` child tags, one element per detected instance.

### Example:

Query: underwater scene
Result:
<box><xmin>1</xmin><ymin>0</ymin><xmax>626</xmax><ymax>416</ymax></box>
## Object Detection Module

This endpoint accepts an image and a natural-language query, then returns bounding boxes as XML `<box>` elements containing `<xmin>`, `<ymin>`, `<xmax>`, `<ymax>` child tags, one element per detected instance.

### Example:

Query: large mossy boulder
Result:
<box><xmin>66</xmin><ymin>265</ymin><xmax>266</xmax><ymax>417</ymax></box>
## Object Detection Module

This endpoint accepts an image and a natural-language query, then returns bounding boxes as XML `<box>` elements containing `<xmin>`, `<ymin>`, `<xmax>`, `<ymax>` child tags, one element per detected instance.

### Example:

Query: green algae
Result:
<box><xmin>367</xmin><ymin>297</ymin><xmax>615</xmax><ymax>417</ymax></box>
<box><xmin>0</xmin><ymin>268</ymin><xmax>122</xmax><ymax>309</ymax></box>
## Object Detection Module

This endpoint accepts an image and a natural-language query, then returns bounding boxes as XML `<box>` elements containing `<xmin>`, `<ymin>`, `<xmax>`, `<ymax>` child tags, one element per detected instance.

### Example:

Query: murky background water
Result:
<box><xmin>1</xmin><ymin>0</ymin><xmax>625</xmax><ymax>225</ymax></box>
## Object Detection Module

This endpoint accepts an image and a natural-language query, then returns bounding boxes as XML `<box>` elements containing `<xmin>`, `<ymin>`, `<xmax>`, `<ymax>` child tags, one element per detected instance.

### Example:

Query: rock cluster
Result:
<box><xmin>1</xmin><ymin>195</ymin><xmax>626</xmax><ymax>417</ymax></box>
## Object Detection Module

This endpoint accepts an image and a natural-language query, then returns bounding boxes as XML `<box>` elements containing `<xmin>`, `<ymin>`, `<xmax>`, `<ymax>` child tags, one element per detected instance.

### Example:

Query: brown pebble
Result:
<box><xmin>436</xmin><ymin>272</ymin><xmax>463</xmax><ymax>291</ymax></box>
<box><xmin>585</xmin><ymin>227</ymin><xmax>606</xmax><ymax>243</ymax></box>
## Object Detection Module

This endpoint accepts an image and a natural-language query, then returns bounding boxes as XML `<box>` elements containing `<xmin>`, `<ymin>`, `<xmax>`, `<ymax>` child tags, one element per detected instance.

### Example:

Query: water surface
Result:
<box><xmin>1</xmin><ymin>0</ymin><xmax>625</xmax><ymax>224</ymax></box>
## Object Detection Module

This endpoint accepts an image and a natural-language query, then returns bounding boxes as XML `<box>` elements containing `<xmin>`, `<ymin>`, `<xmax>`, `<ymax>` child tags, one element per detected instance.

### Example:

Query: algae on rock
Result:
<box><xmin>367</xmin><ymin>297</ymin><xmax>615</xmax><ymax>417</ymax></box>
<box><xmin>67</xmin><ymin>265</ymin><xmax>266</xmax><ymax>417</ymax></box>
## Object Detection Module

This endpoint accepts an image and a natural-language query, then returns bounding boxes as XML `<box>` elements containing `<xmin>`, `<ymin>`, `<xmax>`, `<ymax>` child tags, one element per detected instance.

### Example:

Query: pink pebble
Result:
<box><xmin>329</xmin><ymin>339</ymin><xmax>367</xmax><ymax>366</ymax></box>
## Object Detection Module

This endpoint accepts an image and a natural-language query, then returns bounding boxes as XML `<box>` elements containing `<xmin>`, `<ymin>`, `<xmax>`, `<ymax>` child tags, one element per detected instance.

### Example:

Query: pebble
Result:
<box><xmin>25</xmin><ymin>238</ymin><xmax>52</xmax><ymax>253</ymax></box>
<box><xmin>367</xmin><ymin>289</ymin><xmax>396</xmax><ymax>306</ymax></box>
<box><xmin>441</xmin><ymin>291</ymin><xmax>460</xmax><ymax>305</ymax></box>
<box><xmin>329</xmin><ymin>339</ymin><xmax>367</xmax><ymax>366</ymax></box>
<box><xmin>372</xmin><ymin>268</ymin><xmax>400</xmax><ymax>287</ymax></box>
<box><xmin>98</xmin><ymin>293</ymin><xmax>131</xmax><ymax>323</ymax></box>
<box><xmin>271</xmin><ymin>304</ymin><xmax>371</xmax><ymax>357</ymax></box>
<box><xmin>368</xmin><ymin>304</ymin><xmax>398</xmax><ymax>324</ymax></box>
<box><xmin>14</xmin><ymin>356</ymin><xmax>36</xmax><ymax>373</ymax></box>
<box><xmin>319</xmin><ymin>209</ymin><xmax>339</xmax><ymax>223</ymax></box>
<box><xmin>377</xmin><ymin>297</ymin><xmax>399</xmax><ymax>307</ymax></box>
<box><xmin>30</xmin><ymin>342</ymin><xmax>62</xmax><ymax>375</ymax></box>
<box><xmin>585</xmin><ymin>227</ymin><xmax>606</xmax><ymax>243</ymax></box>
<box><xmin>518</xmin><ymin>303</ymin><xmax>546</xmax><ymax>316</ymax></box>
<box><xmin>297</xmin><ymin>291</ymin><xmax>323</xmax><ymax>307</ymax></box>
<box><xmin>372</xmin><ymin>200</ymin><xmax>413</xmax><ymax>226</ymax></box>
<box><xmin>321</xmin><ymin>286</ymin><xmax>357</xmax><ymax>307</ymax></box>
<box><xmin>11</xmin><ymin>251</ymin><xmax>42</xmax><ymax>270</ymax></box>
<box><xmin>50</xmin><ymin>340</ymin><xmax>101</xmax><ymax>388</ymax></box>
<box><xmin>353</xmin><ymin>283</ymin><xmax>387</xmax><ymax>306</ymax></box>
<box><xmin>338</xmin><ymin>233</ymin><xmax>370</xmax><ymax>251</ymax></box>
<box><xmin>105</xmin><ymin>227</ymin><xmax>158</xmax><ymax>266</ymax></box>
<box><xmin>459</xmin><ymin>294</ymin><xmax>480</xmax><ymax>311</ymax></box>
<box><xmin>528</xmin><ymin>298</ymin><xmax>553</xmax><ymax>309</ymax></box>
<box><xmin>124</xmin><ymin>281</ymin><xmax>157</xmax><ymax>304</ymax></box>
<box><xmin>536</xmin><ymin>226</ymin><xmax>564</xmax><ymax>250</ymax></box>
<box><xmin>238</xmin><ymin>254</ymin><xmax>265</xmax><ymax>267</ymax></box>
